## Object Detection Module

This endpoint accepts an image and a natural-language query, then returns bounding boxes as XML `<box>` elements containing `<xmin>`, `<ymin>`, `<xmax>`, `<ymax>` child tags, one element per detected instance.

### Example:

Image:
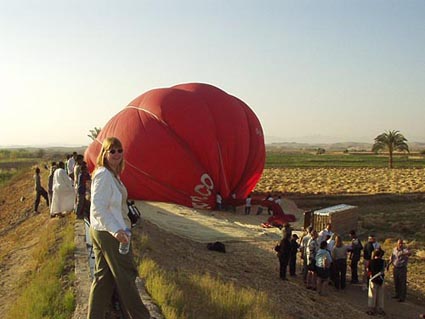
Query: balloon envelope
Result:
<box><xmin>85</xmin><ymin>83</ymin><xmax>265</xmax><ymax>209</ymax></box>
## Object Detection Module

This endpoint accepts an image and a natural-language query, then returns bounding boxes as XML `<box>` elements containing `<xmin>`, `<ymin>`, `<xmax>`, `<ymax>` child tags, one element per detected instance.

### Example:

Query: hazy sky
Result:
<box><xmin>1</xmin><ymin>0</ymin><xmax>424</xmax><ymax>146</ymax></box>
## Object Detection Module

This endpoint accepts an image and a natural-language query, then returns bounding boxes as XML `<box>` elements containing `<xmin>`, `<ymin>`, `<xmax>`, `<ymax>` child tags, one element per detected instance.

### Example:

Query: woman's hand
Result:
<box><xmin>114</xmin><ymin>229</ymin><xmax>129</xmax><ymax>243</ymax></box>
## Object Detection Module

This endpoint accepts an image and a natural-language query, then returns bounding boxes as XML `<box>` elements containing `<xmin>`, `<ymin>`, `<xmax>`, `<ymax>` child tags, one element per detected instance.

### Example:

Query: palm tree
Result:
<box><xmin>88</xmin><ymin>127</ymin><xmax>101</xmax><ymax>141</ymax></box>
<box><xmin>372</xmin><ymin>130</ymin><xmax>409</xmax><ymax>168</ymax></box>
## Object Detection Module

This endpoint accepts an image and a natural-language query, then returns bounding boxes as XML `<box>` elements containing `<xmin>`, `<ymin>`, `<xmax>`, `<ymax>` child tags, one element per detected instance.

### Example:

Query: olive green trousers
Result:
<box><xmin>87</xmin><ymin>228</ymin><xmax>150</xmax><ymax>319</ymax></box>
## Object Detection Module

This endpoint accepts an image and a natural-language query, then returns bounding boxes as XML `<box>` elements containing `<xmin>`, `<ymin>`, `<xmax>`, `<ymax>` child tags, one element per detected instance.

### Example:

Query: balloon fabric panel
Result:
<box><xmin>173</xmin><ymin>83</ymin><xmax>251</xmax><ymax>198</ymax></box>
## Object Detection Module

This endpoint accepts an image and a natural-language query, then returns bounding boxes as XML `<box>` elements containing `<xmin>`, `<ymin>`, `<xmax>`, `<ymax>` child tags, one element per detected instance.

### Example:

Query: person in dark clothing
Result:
<box><xmin>367</xmin><ymin>249</ymin><xmax>386</xmax><ymax>316</ymax></box>
<box><xmin>348</xmin><ymin>230</ymin><xmax>363</xmax><ymax>284</ymax></box>
<box><xmin>363</xmin><ymin>235</ymin><xmax>376</xmax><ymax>288</ymax></box>
<box><xmin>289</xmin><ymin>233</ymin><xmax>300</xmax><ymax>276</ymax></box>
<box><xmin>47</xmin><ymin>162</ymin><xmax>57</xmax><ymax>205</ymax></box>
<box><xmin>33</xmin><ymin>167</ymin><xmax>49</xmax><ymax>213</ymax></box>
<box><xmin>76</xmin><ymin>162</ymin><xmax>91</xmax><ymax>219</ymax></box>
<box><xmin>277</xmin><ymin>231</ymin><xmax>291</xmax><ymax>280</ymax></box>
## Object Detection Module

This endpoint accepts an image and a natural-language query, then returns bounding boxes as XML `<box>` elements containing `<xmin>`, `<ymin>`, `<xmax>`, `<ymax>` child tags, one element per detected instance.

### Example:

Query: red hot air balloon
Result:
<box><xmin>85</xmin><ymin>83</ymin><xmax>265</xmax><ymax>210</ymax></box>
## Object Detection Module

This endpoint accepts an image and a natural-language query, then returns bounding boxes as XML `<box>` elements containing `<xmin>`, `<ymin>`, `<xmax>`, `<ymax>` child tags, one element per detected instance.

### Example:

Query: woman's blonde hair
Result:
<box><xmin>95</xmin><ymin>137</ymin><xmax>125</xmax><ymax>175</ymax></box>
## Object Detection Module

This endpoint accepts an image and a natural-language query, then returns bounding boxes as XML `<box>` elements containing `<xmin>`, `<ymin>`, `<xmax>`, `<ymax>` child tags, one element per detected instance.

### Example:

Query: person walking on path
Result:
<box><xmin>33</xmin><ymin>167</ymin><xmax>49</xmax><ymax>213</ymax></box>
<box><xmin>87</xmin><ymin>137</ymin><xmax>150</xmax><ymax>319</ymax></box>
<box><xmin>388</xmin><ymin>239</ymin><xmax>411</xmax><ymax>302</ymax></box>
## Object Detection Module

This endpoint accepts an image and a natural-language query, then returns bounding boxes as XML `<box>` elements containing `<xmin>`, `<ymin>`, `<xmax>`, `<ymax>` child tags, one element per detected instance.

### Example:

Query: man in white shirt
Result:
<box><xmin>318</xmin><ymin>223</ymin><xmax>333</xmax><ymax>245</ymax></box>
<box><xmin>67</xmin><ymin>152</ymin><xmax>77</xmax><ymax>180</ymax></box>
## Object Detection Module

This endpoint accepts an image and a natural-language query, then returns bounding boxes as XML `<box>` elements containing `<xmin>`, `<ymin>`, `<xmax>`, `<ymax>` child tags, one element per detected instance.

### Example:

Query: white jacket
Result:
<box><xmin>90</xmin><ymin>167</ymin><xmax>128</xmax><ymax>235</ymax></box>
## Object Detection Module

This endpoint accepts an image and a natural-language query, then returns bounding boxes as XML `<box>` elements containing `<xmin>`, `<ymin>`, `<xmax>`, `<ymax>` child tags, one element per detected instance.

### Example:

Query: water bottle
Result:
<box><xmin>118</xmin><ymin>228</ymin><xmax>131</xmax><ymax>255</ymax></box>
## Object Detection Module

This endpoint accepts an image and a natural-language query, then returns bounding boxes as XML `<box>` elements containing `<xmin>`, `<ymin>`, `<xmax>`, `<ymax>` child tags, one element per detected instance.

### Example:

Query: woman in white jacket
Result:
<box><xmin>87</xmin><ymin>137</ymin><xmax>149</xmax><ymax>319</ymax></box>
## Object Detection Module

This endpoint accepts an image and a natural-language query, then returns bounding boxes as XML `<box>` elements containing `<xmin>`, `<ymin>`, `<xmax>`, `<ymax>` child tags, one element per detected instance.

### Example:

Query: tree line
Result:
<box><xmin>0</xmin><ymin>148</ymin><xmax>45</xmax><ymax>160</ymax></box>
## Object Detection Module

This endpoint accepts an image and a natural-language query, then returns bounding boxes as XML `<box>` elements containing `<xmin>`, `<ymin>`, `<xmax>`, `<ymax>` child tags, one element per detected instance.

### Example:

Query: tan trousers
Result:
<box><xmin>368</xmin><ymin>280</ymin><xmax>385</xmax><ymax>311</ymax></box>
<box><xmin>87</xmin><ymin>228</ymin><xmax>150</xmax><ymax>319</ymax></box>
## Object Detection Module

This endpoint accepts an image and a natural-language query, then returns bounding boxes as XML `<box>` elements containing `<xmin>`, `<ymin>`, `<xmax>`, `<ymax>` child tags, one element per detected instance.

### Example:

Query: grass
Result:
<box><xmin>0</xmin><ymin>158</ymin><xmax>39</xmax><ymax>186</ymax></box>
<box><xmin>265</xmin><ymin>152</ymin><xmax>425</xmax><ymax>168</ymax></box>
<box><xmin>5</xmin><ymin>217</ymin><xmax>76</xmax><ymax>319</ymax></box>
<box><xmin>0</xmin><ymin>170</ymin><xmax>15</xmax><ymax>186</ymax></box>
<box><xmin>136</xmin><ymin>237</ymin><xmax>278</xmax><ymax>319</ymax></box>
<box><xmin>187</xmin><ymin>273</ymin><xmax>273</xmax><ymax>319</ymax></box>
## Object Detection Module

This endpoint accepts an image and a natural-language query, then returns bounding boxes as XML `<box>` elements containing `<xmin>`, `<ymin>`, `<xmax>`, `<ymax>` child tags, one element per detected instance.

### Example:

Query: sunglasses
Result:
<box><xmin>108</xmin><ymin>149</ymin><xmax>123</xmax><ymax>154</ymax></box>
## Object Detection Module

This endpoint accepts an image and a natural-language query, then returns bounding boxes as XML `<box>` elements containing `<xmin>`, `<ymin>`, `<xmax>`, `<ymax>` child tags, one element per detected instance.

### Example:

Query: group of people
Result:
<box><xmin>214</xmin><ymin>192</ymin><xmax>284</xmax><ymax>216</ymax></box>
<box><xmin>243</xmin><ymin>193</ymin><xmax>282</xmax><ymax>215</ymax></box>
<box><xmin>33</xmin><ymin>152</ymin><xmax>91</xmax><ymax>219</ymax></box>
<box><xmin>32</xmin><ymin>138</ymin><xmax>150</xmax><ymax>318</ymax></box>
<box><xmin>277</xmin><ymin>222</ymin><xmax>412</xmax><ymax>316</ymax></box>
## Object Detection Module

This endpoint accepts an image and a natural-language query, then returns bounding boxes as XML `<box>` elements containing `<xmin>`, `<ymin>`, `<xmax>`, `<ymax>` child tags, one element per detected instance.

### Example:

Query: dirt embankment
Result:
<box><xmin>0</xmin><ymin>168</ymin><xmax>54</xmax><ymax>315</ymax></box>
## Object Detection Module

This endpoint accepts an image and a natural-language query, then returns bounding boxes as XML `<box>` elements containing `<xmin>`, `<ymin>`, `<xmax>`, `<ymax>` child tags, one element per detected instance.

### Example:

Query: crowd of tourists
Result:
<box><xmin>276</xmin><ymin>222</ymin><xmax>412</xmax><ymax>316</ymax></box>
<box><xmin>33</xmin><ymin>151</ymin><xmax>91</xmax><ymax>219</ymax></box>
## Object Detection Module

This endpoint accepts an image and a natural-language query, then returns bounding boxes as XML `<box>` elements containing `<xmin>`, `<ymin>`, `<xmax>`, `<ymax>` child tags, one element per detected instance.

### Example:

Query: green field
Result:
<box><xmin>0</xmin><ymin>147</ymin><xmax>76</xmax><ymax>186</ymax></box>
<box><xmin>265</xmin><ymin>152</ymin><xmax>425</xmax><ymax>168</ymax></box>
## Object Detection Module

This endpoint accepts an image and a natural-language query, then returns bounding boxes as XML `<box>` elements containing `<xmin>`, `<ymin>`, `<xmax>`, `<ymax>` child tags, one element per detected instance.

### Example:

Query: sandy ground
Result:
<box><xmin>135</xmin><ymin>198</ymin><xmax>425</xmax><ymax>319</ymax></box>
<box><xmin>135</xmin><ymin>200</ymin><xmax>305</xmax><ymax>243</ymax></box>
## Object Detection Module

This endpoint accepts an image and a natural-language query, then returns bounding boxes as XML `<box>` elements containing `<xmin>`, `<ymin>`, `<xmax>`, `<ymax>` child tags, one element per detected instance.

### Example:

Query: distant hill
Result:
<box><xmin>1</xmin><ymin>139</ymin><xmax>424</xmax><ymax>153</ymax></box>
<box><xmin>266</xmin><ymin>141</ymin><xmax>425</xmax><ymax>152</ymax></box>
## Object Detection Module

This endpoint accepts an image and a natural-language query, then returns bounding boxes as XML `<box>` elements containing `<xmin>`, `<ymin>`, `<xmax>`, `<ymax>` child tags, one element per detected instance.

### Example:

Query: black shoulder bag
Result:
<box><xmin>127</xmin><ymin>200</ymin><xmax>141</xmax><ymax>227</ymax></box>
